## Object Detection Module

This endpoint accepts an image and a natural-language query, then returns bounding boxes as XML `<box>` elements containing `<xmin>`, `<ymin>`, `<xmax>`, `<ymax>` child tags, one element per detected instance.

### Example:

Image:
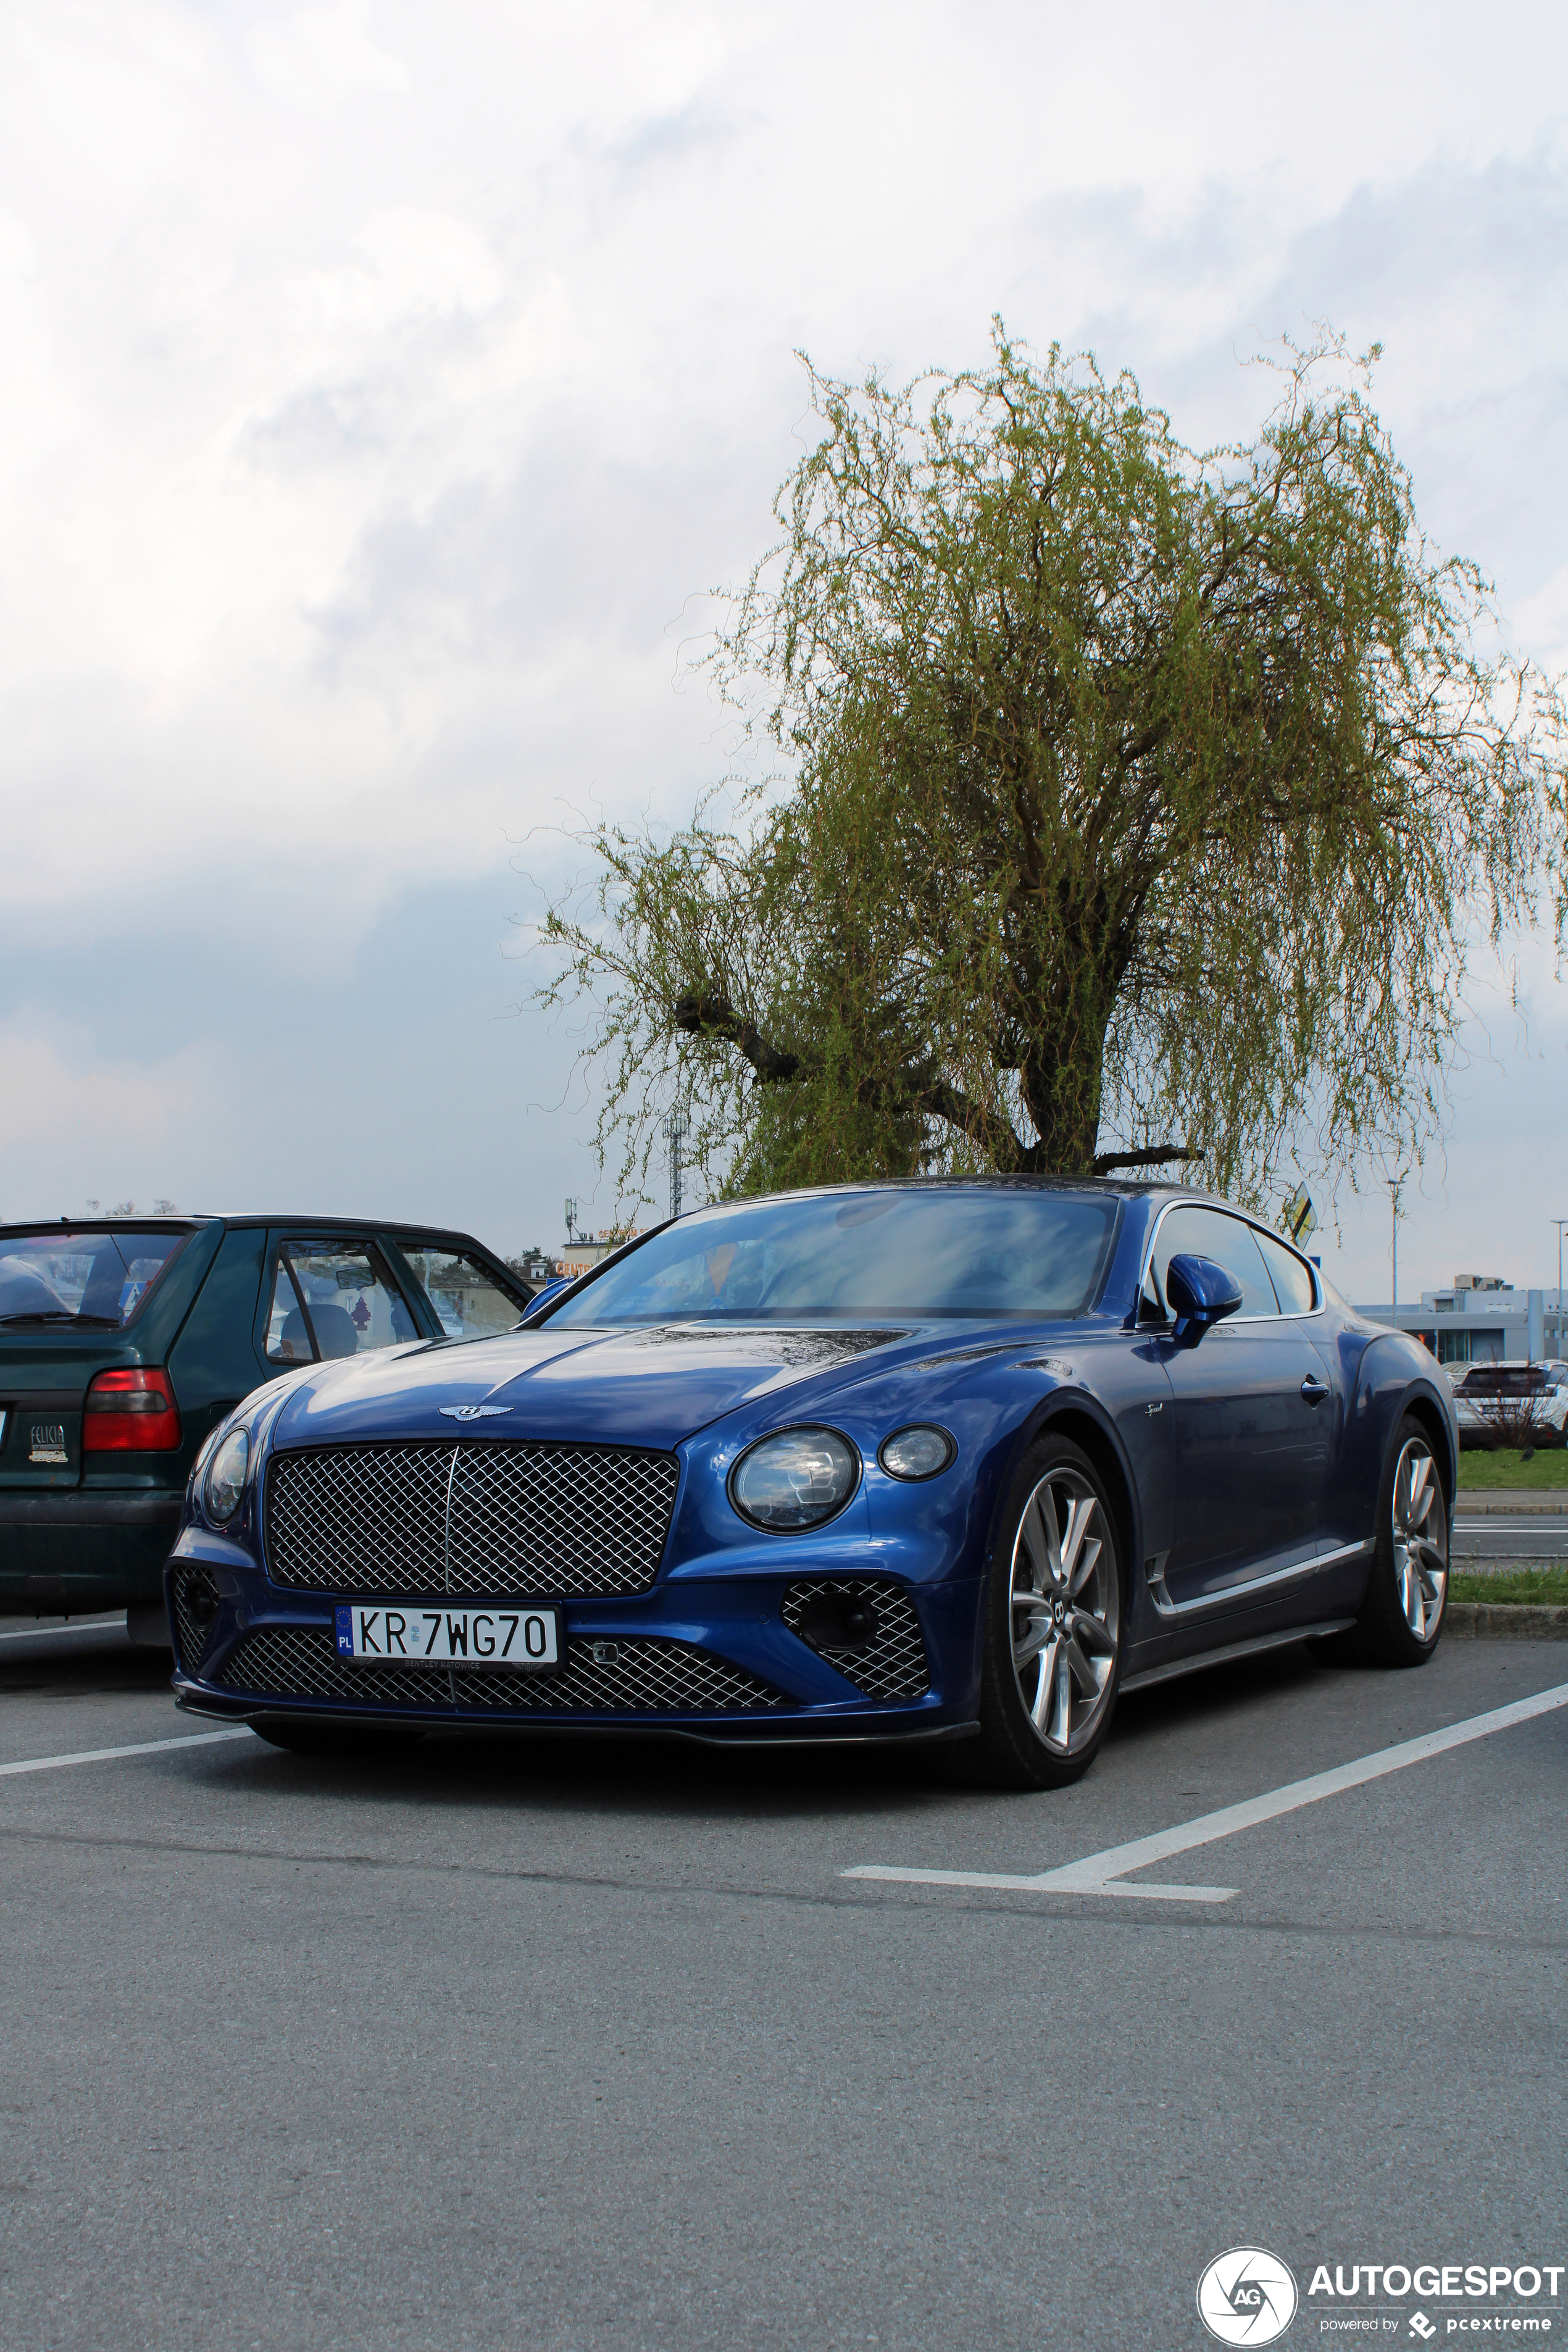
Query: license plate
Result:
<box><xmin>333</xmin><ymin>1603</ymin><xmax>559</xmax><ymax>1669</ymax></box>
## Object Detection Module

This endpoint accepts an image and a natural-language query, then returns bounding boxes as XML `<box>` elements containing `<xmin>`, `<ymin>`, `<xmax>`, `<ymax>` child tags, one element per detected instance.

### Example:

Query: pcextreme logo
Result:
<box><xmin>1198</xmin><ymin>2250</ymin><xmax>1299</xmax><ymax>2345</ymax></box>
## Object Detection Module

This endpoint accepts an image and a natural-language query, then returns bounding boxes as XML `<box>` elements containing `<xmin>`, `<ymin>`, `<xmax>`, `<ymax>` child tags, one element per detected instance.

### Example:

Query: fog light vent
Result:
<box><xmin>172</xmin><ymin>1566</ymin><xmax>222</xmax><ymax>1675</ymax></box>
<box><xmin>781</xmin><ymin>1578</ymin><xmax>930</xmax><ymax>1701</ymax></box>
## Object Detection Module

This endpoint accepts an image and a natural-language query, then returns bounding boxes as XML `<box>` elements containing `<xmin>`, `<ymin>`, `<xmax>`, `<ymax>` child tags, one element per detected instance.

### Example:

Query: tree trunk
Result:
<box><xmin>1015</xmin><ymin>948</ymin><xmax>1122</xmax><ymax>1175</ymax></box>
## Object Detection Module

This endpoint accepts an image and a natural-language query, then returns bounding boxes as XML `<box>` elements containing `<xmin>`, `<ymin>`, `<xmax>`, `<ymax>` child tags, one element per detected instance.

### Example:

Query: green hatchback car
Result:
<box><xmin>0</xmin><ymin>1214</ymin><xmax>535</xmax><ymax>1635</ymax></box>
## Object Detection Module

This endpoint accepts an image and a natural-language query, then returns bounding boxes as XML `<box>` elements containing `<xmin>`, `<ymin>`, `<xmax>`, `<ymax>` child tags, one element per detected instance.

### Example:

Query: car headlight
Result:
<box><xmin>730</xmin><ymin>1427</ymin><xmax>860</xmax><ymax>1532</ymax></box>
<box><xmin>206</xmin><ymin>1427</ymin><xmax>251</xmax><ymax>1523</ymax></box>
<box><xmin>187</xmin><ymin>1425</ymin><xmax>222</xmax><ymax>1496</ymax></box>
<box><xmin>878</xmin><ymin>1425</ymin><xmax>955</xmax><ymax>1481</ymax></box>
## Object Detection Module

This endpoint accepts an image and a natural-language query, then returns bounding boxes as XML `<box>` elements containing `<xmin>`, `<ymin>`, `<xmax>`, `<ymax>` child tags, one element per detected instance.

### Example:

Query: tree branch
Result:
<box><xmin>917</xmin><ymin>1078</ymin><xmax>1028</xmax><ymax>1169</ymax></box>
<box><xmin>1091</xmin><ymin>1144</ymin><xmax>1206</xmax><ymax>1175</ymax></box>
<box><xmin>672</xmin><ymin>992</ymin><xmax>802</xmax><ymax>1083</ymax></box>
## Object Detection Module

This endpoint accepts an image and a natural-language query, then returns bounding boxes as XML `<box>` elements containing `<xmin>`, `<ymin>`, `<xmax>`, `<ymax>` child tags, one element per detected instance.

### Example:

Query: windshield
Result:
<box><xmin>542</xmin><ymin>1188</ymin><xmax>1120</xmax><ymax>1325</ymax></box>
<box><xmin>0</xmin><ymin>1228</ymin><xmax>188</xmax><ymax>1328</ymax></box>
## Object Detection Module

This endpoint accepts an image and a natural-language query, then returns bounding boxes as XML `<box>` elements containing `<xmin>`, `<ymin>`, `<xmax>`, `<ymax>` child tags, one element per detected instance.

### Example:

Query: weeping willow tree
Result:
<box><xmin>533</xmin><ymin>325</ymin><xmax>1566</xmax><ymax>1211</ymax></box>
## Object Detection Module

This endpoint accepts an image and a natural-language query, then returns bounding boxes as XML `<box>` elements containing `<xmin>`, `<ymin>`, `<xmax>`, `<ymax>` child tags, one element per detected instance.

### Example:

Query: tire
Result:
<box><xmin>962</xmin><ymin>1435</ymin><xmax>1125</xmax><ymax>1790</ymax></box>
<box><xmin>125</xmin><ymin>1602</ymin><xmax>173</xmax><ymax>1649</ymax></box>
<box><xmin>1322</xmin><ymin>1412</ymin><xmax>1449</xmax><ymax>1669</ymax></box>
<box><xmin>251</xmin><ymin>1720</ymin><xmax>425</xmax><ymax>1759</ymax></box>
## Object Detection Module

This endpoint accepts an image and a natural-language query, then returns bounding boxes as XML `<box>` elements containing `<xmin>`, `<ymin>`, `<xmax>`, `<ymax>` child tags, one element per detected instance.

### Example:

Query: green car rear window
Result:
<box><xmin>0</xmin><ymin>1228</ymin><xmax>188</xmax><ymax>1330</ymax></box>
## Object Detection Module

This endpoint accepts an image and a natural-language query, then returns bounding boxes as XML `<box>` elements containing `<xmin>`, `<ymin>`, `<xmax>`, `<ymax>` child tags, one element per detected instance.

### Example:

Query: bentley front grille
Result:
<box><xmin>212</xmin><ymin>1624</ymin><xmax>783</xmax><ymax>1715</ymax></box>
<box><xmin>263</xmin><ymin>1441</ymin><xmax>680</xmax><ymax>1600</ymax></box>
<box><xmin>782</xmin><ymin>1577</ymin><xmax>931</xmax><ymax>1701</ymax></box>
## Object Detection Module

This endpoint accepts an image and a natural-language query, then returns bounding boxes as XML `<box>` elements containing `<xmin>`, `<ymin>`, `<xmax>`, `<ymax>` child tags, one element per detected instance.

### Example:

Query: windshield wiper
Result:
<box><xmin>0</xmin><ymin>1311</ymin><xmax>123</xmax><ymax>1328</ymax></box>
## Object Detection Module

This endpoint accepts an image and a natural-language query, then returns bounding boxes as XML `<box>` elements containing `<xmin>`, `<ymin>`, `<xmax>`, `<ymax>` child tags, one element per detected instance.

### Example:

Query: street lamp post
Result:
<box><xmin>1385</xmin><ymin>1172</ymin><xmax>1406</xmax><ymax>1312</ymax></box>
<box><xmin>1554</xmin><ymin>1218</ymin><xmax>1568</xmax><ymax>1358</ymax></box>
<box><xmin>662</xmin><ymin>1108</ymin><xmax>691</xmax><ymax>1223</ymax></box>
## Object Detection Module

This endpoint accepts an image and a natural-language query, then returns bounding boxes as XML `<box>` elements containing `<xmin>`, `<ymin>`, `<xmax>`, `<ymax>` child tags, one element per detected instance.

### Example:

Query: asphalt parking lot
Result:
<box><xmin>1</xmin><ymin>1619</ymin><xmax>1564</xmax><ymax>2352</ymax></box>
<box><xmin>1454</xmin><ymin>1512</ymin><xmax>1568</xmax><ymax>1561</ymax></box>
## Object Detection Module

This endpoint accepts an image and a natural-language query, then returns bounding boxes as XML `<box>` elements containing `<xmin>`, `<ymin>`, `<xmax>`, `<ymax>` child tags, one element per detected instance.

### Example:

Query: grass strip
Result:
<box><xmin>1449</xmin><ymin>1568</ymin><xmax>1568</xmax><ymax>1606</ymax></box>
<box><xmin>1456</xmin><ymin>1448</ymin><xmax>1568</xmax><ymax>1491</ymax></box>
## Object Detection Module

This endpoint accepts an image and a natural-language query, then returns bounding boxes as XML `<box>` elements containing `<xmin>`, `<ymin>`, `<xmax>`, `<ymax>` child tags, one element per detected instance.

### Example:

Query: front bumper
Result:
<box><xmin>165</xmin><ymin>1546</ymin><xmax>982</xmax><ymax>1743</ymax></box>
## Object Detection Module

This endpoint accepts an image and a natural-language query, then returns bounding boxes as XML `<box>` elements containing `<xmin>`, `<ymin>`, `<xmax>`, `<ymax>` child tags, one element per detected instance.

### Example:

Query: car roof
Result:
<box><xmin>0</xmin><ymin>1213</ymin><xmax>496</xmax><ymax>1243</ymax></box>
<box><xmin>670</xmin><ymin>1173</ymin><xmax>1227</xmax><ymax>1211</ymax></box>
<box><xmin>197</xmin><ymin>1214</ymin><xmax>492</xmax><ymax>1236</ymax></box>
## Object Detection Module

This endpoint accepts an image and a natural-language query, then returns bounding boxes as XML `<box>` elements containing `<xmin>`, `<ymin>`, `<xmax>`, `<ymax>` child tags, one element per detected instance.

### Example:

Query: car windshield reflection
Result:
<box><xmin>543</xmin><ymin>1188</ymin><xmax>1120</xmax><ymax>1325</ymax></box>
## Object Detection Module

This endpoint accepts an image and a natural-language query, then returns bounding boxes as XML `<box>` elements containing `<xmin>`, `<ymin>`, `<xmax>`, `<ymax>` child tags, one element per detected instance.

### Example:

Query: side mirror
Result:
<box><xmin>1164</xmin><ymin>1253</ymin><xmax>1244</xmax><ymax>1346</ymax></box>
<box><xmin>522</xmin><ymin>1276</ymin><xmax>572</xmax><ymax>1319</ymax></box>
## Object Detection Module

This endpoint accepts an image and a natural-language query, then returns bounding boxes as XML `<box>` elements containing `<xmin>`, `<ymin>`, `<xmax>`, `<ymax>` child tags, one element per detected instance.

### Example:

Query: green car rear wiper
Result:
<box><xmin>0</xmin><ymin>1311</ymin><xmax>124</xmax><ymax>1327</ymax></box>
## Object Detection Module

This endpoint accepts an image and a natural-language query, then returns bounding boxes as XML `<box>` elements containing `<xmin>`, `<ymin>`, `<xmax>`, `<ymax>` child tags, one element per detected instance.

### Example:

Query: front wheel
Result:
<box><xmin>965</xmin><ymin>1437</ymin><xmax>1125</xmax><ymax>1790</ymax></box>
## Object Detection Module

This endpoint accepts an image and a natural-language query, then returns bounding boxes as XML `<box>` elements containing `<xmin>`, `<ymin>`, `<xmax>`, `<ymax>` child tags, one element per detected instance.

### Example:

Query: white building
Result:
<box><xmin>559</xmin><ymin>1230</ymin><xmax>649</xmax><ymax>1276</ymax></box>
<box><xmin>1354</xmin><ymin>1276</ymin><xmax>1566</xmax><ymax>1366</ymax></box>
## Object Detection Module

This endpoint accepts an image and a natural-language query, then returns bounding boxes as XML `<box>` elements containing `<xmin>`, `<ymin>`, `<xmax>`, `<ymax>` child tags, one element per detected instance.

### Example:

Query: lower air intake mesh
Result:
<box><xmin>211</xmin><ymin>1624</ymin><xmax>783</xmax><ymax>1715</ymax></box>
<box><xmin>170</xmin><ymin>1564</ymin><xmax>222</xmax><ymax>1675</ymax></box>
<box><xmin>781</xmin><ymin>1577</ymin><xmax>930</xmax><ymax>1700</ymax></box>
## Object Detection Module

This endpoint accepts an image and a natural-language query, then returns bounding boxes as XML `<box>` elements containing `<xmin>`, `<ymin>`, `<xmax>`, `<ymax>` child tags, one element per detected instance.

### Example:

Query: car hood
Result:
<box><xmin>267</xmin><ymin>1322</ymin><xmax>925</xmax><ymax>1452</ymax></box>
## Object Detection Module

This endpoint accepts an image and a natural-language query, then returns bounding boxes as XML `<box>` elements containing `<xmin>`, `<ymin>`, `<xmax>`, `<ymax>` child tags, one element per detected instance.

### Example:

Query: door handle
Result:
<box><xmin>1300</xmin><ymin>1375</ymin><xmax>1331</xmax><ymax>1404</ymax></box>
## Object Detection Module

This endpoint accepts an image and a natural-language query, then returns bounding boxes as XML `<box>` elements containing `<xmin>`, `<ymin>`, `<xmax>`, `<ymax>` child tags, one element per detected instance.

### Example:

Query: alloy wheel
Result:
<box><xmin>1391</xmin><ymin>1435</ymin><xmax>1447</xmax><ymax>1642</ymax></box>
<box><xmin>1007</xmin><ymin>1467</ymin><xmax>1120</xmax><ymax>1753</ymax></box>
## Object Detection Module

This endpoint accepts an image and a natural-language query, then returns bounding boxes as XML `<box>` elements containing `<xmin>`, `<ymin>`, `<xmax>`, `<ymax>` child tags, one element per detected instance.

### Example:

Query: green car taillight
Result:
<box><xmin>82</xmin><ymin>1368</ymin><xmax>182</xmax><ymax>1452</ymax></box>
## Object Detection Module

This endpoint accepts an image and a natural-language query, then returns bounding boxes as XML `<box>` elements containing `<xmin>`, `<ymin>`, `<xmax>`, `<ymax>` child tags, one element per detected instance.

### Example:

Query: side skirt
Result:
<box><xmin>1120</xmin><ymin>1619</ymin><xmax>1356</xmax><ymax>1696</ymax></box>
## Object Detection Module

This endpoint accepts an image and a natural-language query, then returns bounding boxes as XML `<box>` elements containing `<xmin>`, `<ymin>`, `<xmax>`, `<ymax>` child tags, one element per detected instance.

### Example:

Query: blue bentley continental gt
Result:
<box><xmin>165</xmin><ymin>1180</ymin><xmax>1456</xmax><ymax>1788</ymax></box>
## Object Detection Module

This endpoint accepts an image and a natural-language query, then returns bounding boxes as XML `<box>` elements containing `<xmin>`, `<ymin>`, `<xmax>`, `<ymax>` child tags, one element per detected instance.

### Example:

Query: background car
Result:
<box><xmin>1449</xmin><ymin>1359</ymin><xmax>1568</xmax><ymax>1448</ymax></box>
<box><xmin>165</xmin><ymin>1178</ymin><xmax>1457</xmax><ymax>1787</ymax></box>
<box><xmin>0</xmin><ymin>1215</ymin><xmax>533</xmax><ymax>1634</ymax></box>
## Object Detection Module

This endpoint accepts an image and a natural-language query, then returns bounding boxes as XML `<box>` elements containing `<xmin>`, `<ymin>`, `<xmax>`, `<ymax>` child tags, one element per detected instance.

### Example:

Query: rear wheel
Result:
<box><xmin>1322</xmin><ymin>1414</ymin><xmax>1449</xmax><ymax>1668</ymax></box>
<box><xmin>964</xmin><ymin>1436</ymin><xmax>1125</xmax><ymax>1790</ymax></box>
<box><xmin>251</xmin><ymin>1720</ymin><xmax>424</xmax><ymax>1758</ymax></box>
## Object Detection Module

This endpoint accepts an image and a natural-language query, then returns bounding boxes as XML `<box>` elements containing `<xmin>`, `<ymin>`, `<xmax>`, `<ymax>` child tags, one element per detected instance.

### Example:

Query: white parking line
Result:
<box><xmin>0</xmin><ymin>1730</ymin><xmax>254</xmax><ymax>1780</ymax></box>
<box><xmin>0</xmin><ymin>1617</ymin><xmax>126</xmax><ymax>1643</ymax></box>
<box><xmin>1454</xmin><ymin>1518</ymin><xmax>1567</xmax><ymax>1528</ymax></box>
<box><xmin>845</xmin><ymin>1679</ymin><xmax>1568</xmax><ymax>1904</ymax></box>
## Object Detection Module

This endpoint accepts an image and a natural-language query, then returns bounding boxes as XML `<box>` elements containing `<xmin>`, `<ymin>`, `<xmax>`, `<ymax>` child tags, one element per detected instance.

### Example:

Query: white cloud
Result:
<box><xmin>244</xmin><ymin>2</ymin><xmax>408</xmax><ymax>107</ymax></box>
<box><xmin>0</xmin><ymin>1017</ymin><xmax>205</xmax><ymax>1178</ymax></box>
<box><xmin>0</xmin><ymin>0</ymin><xmax>1565</xmax><ymax>1270</ymax></box>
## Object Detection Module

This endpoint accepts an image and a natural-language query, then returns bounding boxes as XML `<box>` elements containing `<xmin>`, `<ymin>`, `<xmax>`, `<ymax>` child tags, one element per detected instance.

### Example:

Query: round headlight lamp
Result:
<box><xmin>878</xmin><ymin>1425</ymin><xmax>956</xmax><ymax>1481</ymax></box>
<box><xmin>206</xmin><ymin>1426</ymin><xmax>251</xmax><ymax>1523</ymax></box>
<box><xmin>730</xmin><ymin>1427</ymin><xmax>860</xmax><ymax>1532</ymax></box>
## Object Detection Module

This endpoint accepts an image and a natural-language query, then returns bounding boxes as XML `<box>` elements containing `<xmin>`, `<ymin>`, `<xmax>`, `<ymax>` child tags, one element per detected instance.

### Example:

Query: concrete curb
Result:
<box><xmin>1454</xmin><ymin>1493</ymin><xmax>1568</xmax><ymax>1516</ymax></box>
<box><xmin>1451</xmin><ymin>1558</ymin><xmax>1568</xmax><ymax>1575</ymax></box>
<box><xmin>1446</xmin><ymin>1603</ymin><xmax>1568</xmax><ymax>1639</ymax></box>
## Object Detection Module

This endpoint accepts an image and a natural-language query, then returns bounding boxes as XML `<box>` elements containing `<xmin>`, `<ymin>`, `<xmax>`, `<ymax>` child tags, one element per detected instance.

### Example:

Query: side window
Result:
<box><xmin>1149</xmin><ymin>1206</ymin><xmax>1279</xmax><ymax>1319</ymax></box>
<box><xmin>264</xmin><ymin>1240</ymin><xmax>418</xmax><ymax>1364</ymax></box>
<box><xmin>399</xmin><ymin>1243</ymin><xmax>528</xmax><ymax>1340</ymax></box>
<box><xmin>1255</xmin><ymin>1230</ymin><xmax>1317</xmax><ymax>1315</ymax></box>
<box><xmin>266</xmin><ymin>1258</ymin><xmax>313</xmax><ymax>1362</ymax></box>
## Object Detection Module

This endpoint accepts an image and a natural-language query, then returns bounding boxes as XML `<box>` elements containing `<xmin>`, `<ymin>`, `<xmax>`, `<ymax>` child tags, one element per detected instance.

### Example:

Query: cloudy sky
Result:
<box><xmin>2</xmin><ymin>0</ymin><xmax>1565</xmax><ymax>1301</ymax></box>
